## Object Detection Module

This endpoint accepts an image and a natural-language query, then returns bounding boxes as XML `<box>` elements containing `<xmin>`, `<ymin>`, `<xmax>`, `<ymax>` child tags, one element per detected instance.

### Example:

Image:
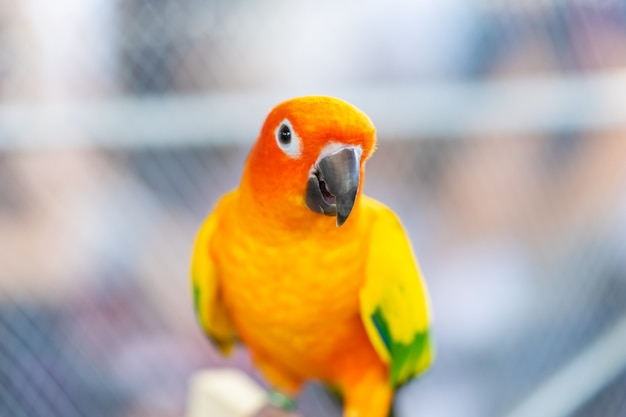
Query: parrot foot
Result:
<box><xmin>268</xmin><ymin>390</ymin><xmax>296</xmax><ymax>411</ymax></box>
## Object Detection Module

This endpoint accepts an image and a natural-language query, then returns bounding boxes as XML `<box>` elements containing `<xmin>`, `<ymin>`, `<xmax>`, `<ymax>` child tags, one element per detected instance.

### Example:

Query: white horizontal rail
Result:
<box><xmin>1</xmin><ymin>71</ymin><xmax>626</xmax><ymax>150</ymax></box>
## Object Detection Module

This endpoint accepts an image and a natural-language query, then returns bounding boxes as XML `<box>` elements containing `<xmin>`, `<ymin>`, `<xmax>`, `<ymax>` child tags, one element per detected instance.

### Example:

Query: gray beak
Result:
<box><xmin>305</xmin><ymin>146</ymin><xmax>361</xmax><ymax>227</ymax></box>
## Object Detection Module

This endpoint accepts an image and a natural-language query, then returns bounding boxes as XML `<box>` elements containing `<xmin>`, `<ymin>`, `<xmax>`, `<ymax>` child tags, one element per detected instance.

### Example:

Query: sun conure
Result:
<box><xmin>191</xmin><ymin>96</ymin><xmax>434</xmax><ymax>417</ymax></box>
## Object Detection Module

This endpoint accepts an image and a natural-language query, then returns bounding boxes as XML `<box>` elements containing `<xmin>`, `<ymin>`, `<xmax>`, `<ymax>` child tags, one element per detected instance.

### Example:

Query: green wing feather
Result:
<box><xmin>359</xmin><ymin>196</ymin><xmax>434</xmax><ymax>387</ymax></box>
<box><xmin>191</xmin><ymin>196</ymin><xmax>238</xmax><ymax>354</ymax></box>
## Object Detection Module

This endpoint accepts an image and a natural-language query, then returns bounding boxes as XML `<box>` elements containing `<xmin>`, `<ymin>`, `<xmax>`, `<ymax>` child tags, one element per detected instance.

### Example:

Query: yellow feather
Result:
<box><xmin>191</xmin><ymin>191</ymin><xmax>238</xmax><ymax>354</ymax></box>
<box><xmin>359</xmin><ymin>196</ymin><xmax>433</xmax><ymax>385</ymax></box>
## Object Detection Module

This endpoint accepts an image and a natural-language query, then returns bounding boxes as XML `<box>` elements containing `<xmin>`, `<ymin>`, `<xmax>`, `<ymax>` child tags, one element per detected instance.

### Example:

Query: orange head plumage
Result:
<box><xmin>241</xmin><ymin>96</ymin><xmax>377</xmax><ymax>227</ymax></box>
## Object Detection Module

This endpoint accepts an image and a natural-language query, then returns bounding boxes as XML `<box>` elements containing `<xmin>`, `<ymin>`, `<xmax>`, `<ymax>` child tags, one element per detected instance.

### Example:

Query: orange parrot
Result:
<box><xmin>191</xmin><ymin>96</ymin><xmax>433</xmax><ymax>417</ymax></box>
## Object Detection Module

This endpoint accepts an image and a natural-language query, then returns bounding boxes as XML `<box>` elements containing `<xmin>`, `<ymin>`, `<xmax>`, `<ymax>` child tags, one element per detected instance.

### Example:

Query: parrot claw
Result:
<box><xmin>268</xmin><ymin>390</ymin><xmax>297</xmax><ymax>411</ymax></box>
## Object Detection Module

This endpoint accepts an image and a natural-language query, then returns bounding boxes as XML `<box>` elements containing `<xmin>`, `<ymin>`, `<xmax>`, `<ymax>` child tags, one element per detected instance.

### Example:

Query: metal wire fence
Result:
<box><xmin>1</xmin><ymin>1</ymin><xmax>626</xmax><ymax>417</ymax></box>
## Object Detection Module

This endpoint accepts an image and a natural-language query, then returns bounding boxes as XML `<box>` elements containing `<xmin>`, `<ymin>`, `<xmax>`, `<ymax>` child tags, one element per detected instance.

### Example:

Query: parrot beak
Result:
<box><xmin>305</xmin><ymin>146</ymin><xmax>361</xmax><ymax>227</ymax></box>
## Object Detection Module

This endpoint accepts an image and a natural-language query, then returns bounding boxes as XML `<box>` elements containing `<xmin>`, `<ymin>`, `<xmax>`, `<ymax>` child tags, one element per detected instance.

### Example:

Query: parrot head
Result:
<box><xmin>242</xmin><ymin>96</ymin><xmax>377</xmax><ymax>227</ymax></box>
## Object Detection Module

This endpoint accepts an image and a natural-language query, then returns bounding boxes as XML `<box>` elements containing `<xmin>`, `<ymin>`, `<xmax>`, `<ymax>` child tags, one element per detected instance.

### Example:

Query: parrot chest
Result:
<box><xmin>216</xmin><ymin>226</ymin><xmax>368</xmax><ymax>367</ymax></box>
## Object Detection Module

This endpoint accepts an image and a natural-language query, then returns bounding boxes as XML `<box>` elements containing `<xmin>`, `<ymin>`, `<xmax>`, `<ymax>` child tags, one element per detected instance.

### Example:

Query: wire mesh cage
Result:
<box><xmin>2</xmin><ymin>1</ymin><xmax>626</xmax><ymax>417</ymax></box>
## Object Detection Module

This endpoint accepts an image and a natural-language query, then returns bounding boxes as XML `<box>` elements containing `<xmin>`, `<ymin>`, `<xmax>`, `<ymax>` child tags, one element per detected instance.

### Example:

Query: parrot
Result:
<box><xmin>191</xmin><ymin>96</ymin><xmax>433</xmax><ymax>417</ymax></box>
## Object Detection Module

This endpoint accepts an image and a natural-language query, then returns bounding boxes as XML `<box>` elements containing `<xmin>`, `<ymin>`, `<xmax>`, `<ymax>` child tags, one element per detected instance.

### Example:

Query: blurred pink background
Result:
<box><xmin>1</xmin><ymin>1</ymin><xmax>626</xmax><ymax>417</ymax></box>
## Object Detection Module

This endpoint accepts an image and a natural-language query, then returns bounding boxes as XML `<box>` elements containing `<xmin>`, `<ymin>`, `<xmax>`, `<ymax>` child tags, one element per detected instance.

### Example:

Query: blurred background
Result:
<box><xmin>2</xmin><ymin>1</ymin><xmax>626</xmax><ymax>416</ymax></box>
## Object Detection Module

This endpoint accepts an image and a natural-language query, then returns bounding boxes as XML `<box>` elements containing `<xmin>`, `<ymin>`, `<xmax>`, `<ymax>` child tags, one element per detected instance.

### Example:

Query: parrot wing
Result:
<box><xmin>359</xmin><ymin>196</ymin><xmax>434</xmax><ymax>386</ymax></box>
<box><xmin>191</xmin><ymin>197</ymin><xmax>237</xmax><ymax>355</ymax></box>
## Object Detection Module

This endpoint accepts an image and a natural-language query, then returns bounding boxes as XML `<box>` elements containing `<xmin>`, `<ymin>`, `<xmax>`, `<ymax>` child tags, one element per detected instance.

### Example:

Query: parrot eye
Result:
<box><xmin>275</xmin><ymin>119</ymin><xmax>301</xmax><ymax>158</ymax></box>
<box><xmin>279</xmin><ymin>124</ymin><xmax>291</xmax><ymax>145</ymax></box>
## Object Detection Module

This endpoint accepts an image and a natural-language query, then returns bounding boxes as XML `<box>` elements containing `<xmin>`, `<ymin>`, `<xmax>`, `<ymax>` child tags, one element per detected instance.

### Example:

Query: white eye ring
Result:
<box><xmin>275</xmin><ymin>118</ymin><xmax>301</xmax><ymax>158</ymax></box>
